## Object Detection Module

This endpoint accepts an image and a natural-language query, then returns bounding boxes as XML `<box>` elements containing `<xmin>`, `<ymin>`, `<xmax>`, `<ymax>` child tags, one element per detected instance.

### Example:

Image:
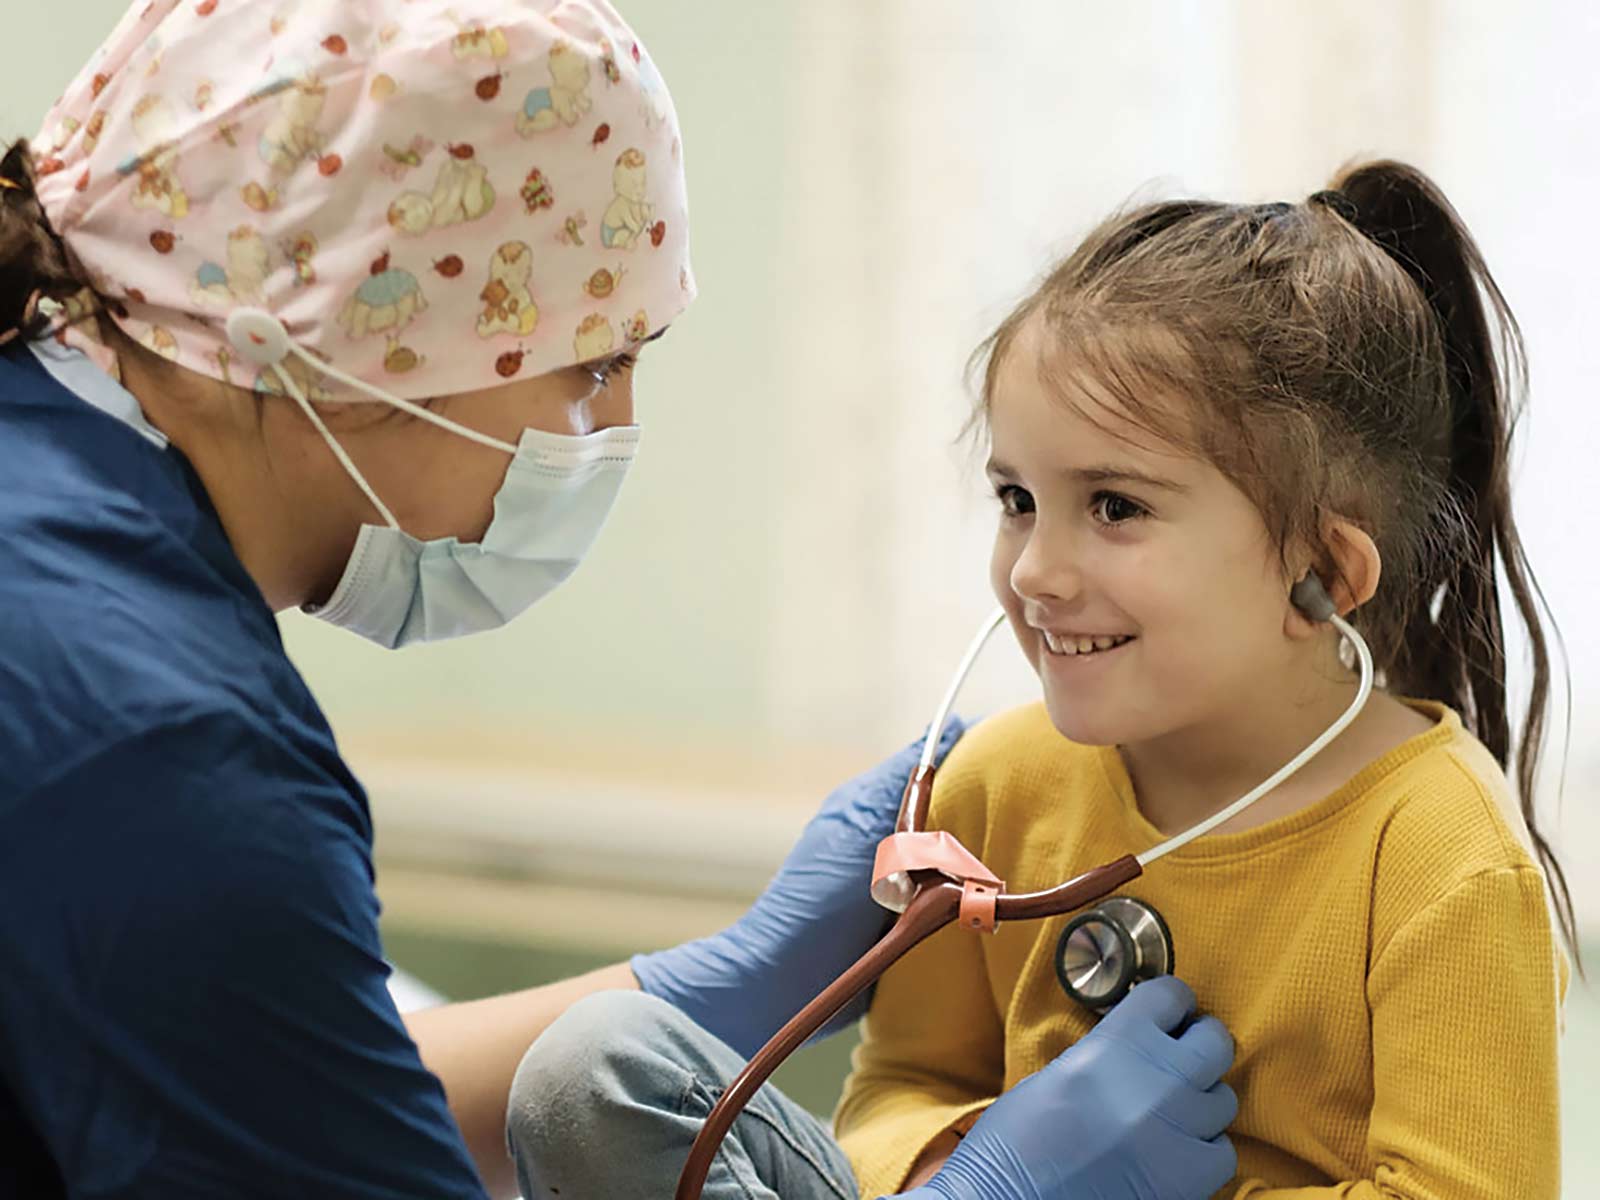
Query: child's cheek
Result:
<box><xmin>989</xmin><ymin>542</ymin><xmax>1035</xmax><ymax>657</ymax></box>
<box><xmin>989</xmin><ymin>531</ymin><xmax>1021</xmax><ymax>607</ymax></box>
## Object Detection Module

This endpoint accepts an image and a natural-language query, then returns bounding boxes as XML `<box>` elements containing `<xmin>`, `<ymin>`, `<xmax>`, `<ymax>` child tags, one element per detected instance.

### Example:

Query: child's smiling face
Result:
<box><xmin>986</xmin><ymin>317</ymin><xmax>1305</xmax><ymax>749</ymax></box>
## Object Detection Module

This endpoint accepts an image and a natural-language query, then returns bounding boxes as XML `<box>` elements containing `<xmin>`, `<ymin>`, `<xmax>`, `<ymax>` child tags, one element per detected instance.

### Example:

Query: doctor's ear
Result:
<box><xmin>1285</xmin><ymin>519</ymin><xmax>1380</xmax><ymax>638</ymax></box>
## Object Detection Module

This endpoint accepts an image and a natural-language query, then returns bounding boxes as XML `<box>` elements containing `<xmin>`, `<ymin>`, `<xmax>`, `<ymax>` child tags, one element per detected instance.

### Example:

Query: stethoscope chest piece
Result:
<box><xmin>1054</xmin><ymin>896</ymin><xmax>1174</xmax><ymax>1013</ymax></box>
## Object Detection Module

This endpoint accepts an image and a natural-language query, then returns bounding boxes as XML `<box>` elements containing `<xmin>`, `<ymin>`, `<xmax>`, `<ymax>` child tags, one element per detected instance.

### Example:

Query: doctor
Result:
<box><xmin>0</xmin><ymin>2</ymin><xmax>1235</xmax><ymax>1198</ymax></box>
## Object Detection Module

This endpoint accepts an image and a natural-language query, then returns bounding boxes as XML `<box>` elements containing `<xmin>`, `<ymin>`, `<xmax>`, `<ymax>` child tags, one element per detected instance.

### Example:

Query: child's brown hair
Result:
<box><xmin>973</xmin><ymin>160</ymin><xmax>1578</xmax><ymax>967</ymax></box>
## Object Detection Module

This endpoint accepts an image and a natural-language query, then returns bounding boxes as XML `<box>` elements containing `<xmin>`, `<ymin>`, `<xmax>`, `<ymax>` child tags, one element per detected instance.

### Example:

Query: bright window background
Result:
<box><xmin>5</xmin><ymin>1</ymin><xmax>1596</xmax><ymax>1192</ymax></box>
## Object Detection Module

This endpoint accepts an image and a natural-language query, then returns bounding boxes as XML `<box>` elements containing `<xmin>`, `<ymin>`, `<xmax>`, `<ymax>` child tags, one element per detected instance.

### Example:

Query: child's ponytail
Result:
<box><xmin>1330</xmin><ymin>161</ymin><xmax>1579</xmax><ymax>969</ymax></box>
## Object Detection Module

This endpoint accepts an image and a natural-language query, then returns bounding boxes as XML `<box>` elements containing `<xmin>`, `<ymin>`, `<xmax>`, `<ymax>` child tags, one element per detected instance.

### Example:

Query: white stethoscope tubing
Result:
<box><xmin>916</xmin><ymin>607</ymin><xmax>1010</xmax><ymax>776</ymax></box>
<box><xmin>919</xmin><ymin>605</ymin><xmax>1376</xmax><ymax>867</ymax></box>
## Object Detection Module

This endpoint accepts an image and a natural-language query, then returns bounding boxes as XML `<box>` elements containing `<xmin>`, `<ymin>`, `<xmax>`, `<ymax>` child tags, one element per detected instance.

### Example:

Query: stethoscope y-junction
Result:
<box><xmin>675</xmin><ymin>576</ymin><xmax>1373</xmax><ymax>1199</ymax></box>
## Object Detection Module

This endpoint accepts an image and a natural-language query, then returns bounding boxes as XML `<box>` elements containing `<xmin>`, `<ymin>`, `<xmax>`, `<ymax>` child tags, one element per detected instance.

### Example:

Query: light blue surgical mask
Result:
<box><xmin>307</xmin><ymin>425</ymin><xmax>638</xmax><ymax>648</ymax></box>
<box><xmin>224</xmin><ymin>308</ymin><xmax>638</xmax><ymax>649</ymax></box>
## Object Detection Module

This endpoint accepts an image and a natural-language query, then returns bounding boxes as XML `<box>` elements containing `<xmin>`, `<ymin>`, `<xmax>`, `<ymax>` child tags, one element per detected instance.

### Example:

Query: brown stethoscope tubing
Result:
<box><xmin>672</xmin><ymin>822</ymin><xmax>1143</xmax><ymax>1200</ymax></box>
<box><xmin>673</xmin><ymin>738</ymin><xmax>1145</xmax><ymax>1199</ymax></box>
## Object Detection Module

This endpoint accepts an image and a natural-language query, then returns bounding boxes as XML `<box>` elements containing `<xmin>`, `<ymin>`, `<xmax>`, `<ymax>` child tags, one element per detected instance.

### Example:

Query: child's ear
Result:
<box><xmin>1284</xmin><ymin>519</ymin><xmax>1381</xmax><ymax>639</ymax></box>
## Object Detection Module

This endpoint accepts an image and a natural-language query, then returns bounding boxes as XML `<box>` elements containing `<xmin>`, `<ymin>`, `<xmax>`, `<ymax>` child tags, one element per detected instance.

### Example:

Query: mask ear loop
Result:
<box><xmin>225</xmin><ymin>308</ymin><xmax>518</xmax><ymax>456</ymax></box>
<box><xmin>224</xmin><ymin>307</ymin><xmax>525</xmax><ymax>531</ymax></box>
<box><xmin>277</xmin><ymin>338</ymin><xmax>520</xmax><ymax>455</ymax></box>
<box><xmin>266</xmin><ymin>358</ymin><xmax>403</xmax><ymax>531</ymax></box>
<box><xmin>226</xmin><ymin>307</ymin><xmax>408</xmax><ymax>529</ymax></box>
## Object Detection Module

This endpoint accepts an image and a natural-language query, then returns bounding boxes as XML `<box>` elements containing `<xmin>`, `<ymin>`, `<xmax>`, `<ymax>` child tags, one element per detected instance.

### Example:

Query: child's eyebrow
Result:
<box><xmin>986</xmin><ymin>457</ymin><xmax>1189</xmax><ymax>494</ymax></box>
<box><xmin>1069</xmin><ymin>465</ymin><xmax>1189</xmax><ymax>493</ymax></box>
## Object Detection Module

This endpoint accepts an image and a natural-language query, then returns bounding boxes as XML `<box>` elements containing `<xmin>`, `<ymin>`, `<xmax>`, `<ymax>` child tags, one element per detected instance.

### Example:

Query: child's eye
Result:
<box><xmin>993</xmin><ymin>483</ymin><xmax>1035</xmax><ymax>518</ymax></box>
<box><xmin>1091</xmin><ymin>491</ymin><xmax>1147</xmax><ymax>525</ymax></box>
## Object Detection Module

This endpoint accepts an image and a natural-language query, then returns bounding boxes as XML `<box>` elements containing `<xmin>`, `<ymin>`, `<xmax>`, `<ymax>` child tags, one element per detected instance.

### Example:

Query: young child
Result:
<box><xmin>834</xmin><ymin>159</ymin><xmax>1574</xmax><ymax>1197</ymax></box>
<box><xmin>507</xmin><ymin>159</ymin><xmax>1574</xmax><ymax>1200</ymax></box>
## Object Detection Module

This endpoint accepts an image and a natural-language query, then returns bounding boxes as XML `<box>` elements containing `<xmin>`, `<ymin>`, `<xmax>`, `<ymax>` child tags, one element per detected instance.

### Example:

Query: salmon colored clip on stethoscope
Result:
<box><xmin>675</xmin><ymin>576</ymin><xmax>1373</xmax><ymax>1200</ymax></box>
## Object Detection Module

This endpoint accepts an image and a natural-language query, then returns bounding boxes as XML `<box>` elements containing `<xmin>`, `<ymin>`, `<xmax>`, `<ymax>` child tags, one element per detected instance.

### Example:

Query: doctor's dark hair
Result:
<box><xmin>972</xmin><ymin>160</ymin><xmax>1579</xmax><ymax>969</ymax></box>
<box><xmin>0</xmin><ymin>140</ymin><xmax>91</xmax><ymax>342</ymax></box>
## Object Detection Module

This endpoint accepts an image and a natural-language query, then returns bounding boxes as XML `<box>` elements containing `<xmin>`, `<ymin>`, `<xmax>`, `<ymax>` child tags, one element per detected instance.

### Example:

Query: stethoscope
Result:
<box><xmin>675</xmin><ymin>574</ymin><xmax>1374</xmax><ymax>1199</ymax></box>
<box><xmin>1056</xmin><ymin>894</ymin><xmax>1175</xmax><ymax>1012</ymax></box>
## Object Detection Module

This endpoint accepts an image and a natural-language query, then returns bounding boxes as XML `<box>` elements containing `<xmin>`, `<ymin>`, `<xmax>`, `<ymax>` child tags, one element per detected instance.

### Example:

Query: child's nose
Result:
<box><xmin>1009</xmin><ymin>527</ymin><xmax>1083</xmax><ymax>604</ymax></box>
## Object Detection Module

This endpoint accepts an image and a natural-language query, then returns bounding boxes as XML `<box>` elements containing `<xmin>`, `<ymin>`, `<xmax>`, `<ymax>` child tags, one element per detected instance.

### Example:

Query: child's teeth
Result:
<box><xmin>1042</xmin><ymin>631</ymin><xmax>1133</xmax><ymax>656</ymax></box>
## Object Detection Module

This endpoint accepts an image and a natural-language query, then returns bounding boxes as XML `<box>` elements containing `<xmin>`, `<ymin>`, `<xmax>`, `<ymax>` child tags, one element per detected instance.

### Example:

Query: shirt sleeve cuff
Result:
<box><xmin>836</xmin><ymin>1097</ymin><xmax>993</xmax><ymax>1198</ymax></box>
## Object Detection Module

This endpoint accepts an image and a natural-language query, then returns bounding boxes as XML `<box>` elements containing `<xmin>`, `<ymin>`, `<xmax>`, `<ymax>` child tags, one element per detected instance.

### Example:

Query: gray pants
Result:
<box><xmin>506</xmin><ymin>991</ymin><xmax>860</xmax><ymax>1200</ymax></box>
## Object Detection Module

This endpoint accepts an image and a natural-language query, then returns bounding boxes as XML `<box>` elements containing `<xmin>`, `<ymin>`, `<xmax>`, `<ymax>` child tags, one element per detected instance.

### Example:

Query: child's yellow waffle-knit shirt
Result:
<box><xmin>834</xmin><ymin>700</ymin><xmax>1566</xmax><ymax>1198</ymax></box>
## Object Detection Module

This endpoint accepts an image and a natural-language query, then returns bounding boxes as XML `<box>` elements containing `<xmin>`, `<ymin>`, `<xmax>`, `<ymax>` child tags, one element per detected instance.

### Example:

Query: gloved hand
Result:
<box><xmin>903</xmin><ymin>975</ymin><xmax>1238</xmax><ymax>1200</ymax></box>
<box><xmin>631</xmin><ymin>718</ymin><xmax>967</xmax><ymax>1058</ymax></box>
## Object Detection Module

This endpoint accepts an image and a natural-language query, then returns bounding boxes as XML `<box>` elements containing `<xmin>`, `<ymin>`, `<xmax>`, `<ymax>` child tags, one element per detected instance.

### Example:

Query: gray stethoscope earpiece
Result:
<box><xmin>1054</xmin><ymin>896</ymin><xmax>1175</xmax><ymax>1012</ymax></box>
<box><xmin>1290</xmin><ymin>572</ymin><xmax>1337</xmax><ymax>622</ymax></box>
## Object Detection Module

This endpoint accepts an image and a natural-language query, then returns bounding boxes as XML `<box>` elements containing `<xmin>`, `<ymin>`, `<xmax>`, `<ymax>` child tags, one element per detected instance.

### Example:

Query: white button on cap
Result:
<box><xmin>226</xmin><ymin>307</ymin><xmax>291</xmax><ymax>365</ymax></box>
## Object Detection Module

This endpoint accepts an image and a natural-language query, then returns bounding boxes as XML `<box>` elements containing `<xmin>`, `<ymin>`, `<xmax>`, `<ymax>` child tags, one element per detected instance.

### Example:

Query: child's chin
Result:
<box><xmin>1042</xmin><ymin>699</ymin><xmax>1124</xmax><ymax>747</ymax></box>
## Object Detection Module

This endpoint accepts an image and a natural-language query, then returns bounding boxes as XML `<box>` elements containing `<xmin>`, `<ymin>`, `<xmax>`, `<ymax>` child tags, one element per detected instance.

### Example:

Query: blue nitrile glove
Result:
<box><xmin>902</xmin><ymin>975</ymin><xmax>1238</xmax><ymax>1200</ymax></box>
<box><xmin>631</xmin><ymin>718</ymin><xmax>968</xmax><ymax>1058</ymax></box>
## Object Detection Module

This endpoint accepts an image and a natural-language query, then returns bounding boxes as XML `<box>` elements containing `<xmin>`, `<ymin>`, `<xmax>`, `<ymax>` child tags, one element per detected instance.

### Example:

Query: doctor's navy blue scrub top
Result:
<box><xmin>0</xmin><ymin>341</ymin><xmax>489</xmax><ymax>1199</ymax></box>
